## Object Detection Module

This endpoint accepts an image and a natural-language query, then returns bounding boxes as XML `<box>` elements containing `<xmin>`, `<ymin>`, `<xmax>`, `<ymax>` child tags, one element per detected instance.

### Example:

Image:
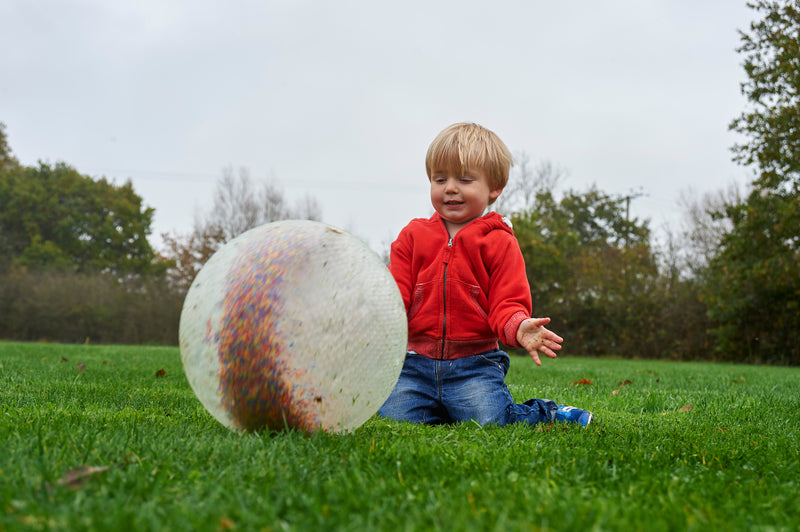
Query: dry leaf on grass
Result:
<box><xmin>56</xmin><ymin>465</ymin><xmax>111</xmax><ymax>489</ymax></box>
<box><xmin>611</xmin><ymin>379</ymin><xmax>633</xmax><ymax>395</ymax></box>
<box><xmin>55</xmin><ymin>454</ymin><xmax>138</xmax><ymax>490</ymax></box>
<box><xmin>218</xmin><ymin>517</ymin><xmax>236</xmax><ymax>531</ymax></box>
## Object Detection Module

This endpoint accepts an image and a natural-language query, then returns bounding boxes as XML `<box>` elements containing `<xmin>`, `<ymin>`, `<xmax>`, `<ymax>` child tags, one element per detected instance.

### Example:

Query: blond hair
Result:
<box><xmin>425</xmin><ymin>122</ymin><xmax>513</xmax><ymax>194</ymax></box>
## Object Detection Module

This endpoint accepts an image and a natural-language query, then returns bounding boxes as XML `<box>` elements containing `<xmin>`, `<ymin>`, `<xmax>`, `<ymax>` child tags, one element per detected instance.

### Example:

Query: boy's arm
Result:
<box><xmin>485</xmin><ymin>234</ymin><xmax>533</xmax><ymax>346</ymax></box>
<box><xmin>485</xmin><ymin>232</ymin><xmax>563</xmax><ymax>365</ymax></box>
<box><xmin>516</xmin><ymin>317</ymin><xmax>563</xmax><ymax>366</ymax></box>
<box><xmin>387</xmin><ymin>229</ymin><xmax>413</xmax><ymax>311</ymax></box>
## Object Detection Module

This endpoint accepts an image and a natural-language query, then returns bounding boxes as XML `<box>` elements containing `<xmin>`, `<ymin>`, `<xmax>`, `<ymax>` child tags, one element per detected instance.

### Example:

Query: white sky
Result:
<box><xmin>1</xmin><ymin>1</ymin><xmax>756</xmax><ymax>253</ymax></box>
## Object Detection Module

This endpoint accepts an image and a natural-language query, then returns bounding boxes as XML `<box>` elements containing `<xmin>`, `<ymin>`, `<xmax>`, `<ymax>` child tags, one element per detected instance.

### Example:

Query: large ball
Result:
<box><xmin>179</xmin><ymin>220</ymin><xmax>407</xmax><ymax>433</ymax></box>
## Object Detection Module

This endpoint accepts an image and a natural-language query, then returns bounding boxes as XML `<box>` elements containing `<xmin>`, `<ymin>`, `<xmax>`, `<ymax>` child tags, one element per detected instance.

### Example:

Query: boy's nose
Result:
<box><xmin>444</xmin><ymin>178</ymin><xmax>459</xmax><ymax>192</ymax></box>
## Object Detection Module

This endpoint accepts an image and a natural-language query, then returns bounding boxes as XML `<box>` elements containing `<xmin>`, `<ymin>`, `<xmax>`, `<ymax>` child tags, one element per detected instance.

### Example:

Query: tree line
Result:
<box><xmin>0</xmin><ymin>1</ymin><xmax>797</xmax><ymax>364</ymax></box>
<box><xmin>0</xmin><ymin>138</ymin><xmax>319</xmax><ymax>345</ymax></box>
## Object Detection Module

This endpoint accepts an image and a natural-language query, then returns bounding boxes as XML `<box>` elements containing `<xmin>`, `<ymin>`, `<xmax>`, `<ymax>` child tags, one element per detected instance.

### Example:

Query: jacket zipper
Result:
<box><xmin>441</xmin><ymin>236</ymin><xmax>453</xmax><ymax>359</ymax></box>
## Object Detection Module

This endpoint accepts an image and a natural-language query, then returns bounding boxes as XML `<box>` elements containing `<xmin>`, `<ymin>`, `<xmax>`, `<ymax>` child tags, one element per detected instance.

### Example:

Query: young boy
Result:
<box><xmin>378</xmin><ymin>122</ymin><xmax>593</xmax><ymax>427</ymax></box>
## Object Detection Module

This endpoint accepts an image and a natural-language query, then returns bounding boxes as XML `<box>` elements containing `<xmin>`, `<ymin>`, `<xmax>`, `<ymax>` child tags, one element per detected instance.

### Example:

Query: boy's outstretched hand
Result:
<box><xmin>516</xmin><ymin>317</ymin><xmax>563</xmax><ymax>366</ymax></box>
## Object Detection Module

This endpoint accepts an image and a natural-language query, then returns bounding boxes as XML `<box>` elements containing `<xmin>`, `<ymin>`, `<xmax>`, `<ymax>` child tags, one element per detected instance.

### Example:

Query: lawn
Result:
<box><xmin>1</xmin><ymin>341</ymin><xmax>798</xmax><ymax>531</ymax></box>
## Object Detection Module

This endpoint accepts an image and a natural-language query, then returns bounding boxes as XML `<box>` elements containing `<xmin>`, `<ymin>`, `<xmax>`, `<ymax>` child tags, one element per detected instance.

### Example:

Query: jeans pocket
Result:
<box><xmin>477</xmin><ymin>351</ymin><xmax>510</xmax><ymax>375</ymax></box>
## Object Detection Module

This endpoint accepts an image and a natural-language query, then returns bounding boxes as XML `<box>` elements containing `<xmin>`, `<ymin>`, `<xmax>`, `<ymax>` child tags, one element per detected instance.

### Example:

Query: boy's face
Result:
<box><xmin>429</xmin><ymin>167</ymin><xmax>502</xmax><ymax>234</ymax></box>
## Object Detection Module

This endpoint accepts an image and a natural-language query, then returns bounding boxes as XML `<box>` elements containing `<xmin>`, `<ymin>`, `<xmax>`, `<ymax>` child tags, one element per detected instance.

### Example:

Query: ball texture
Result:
<box><xmin>179</xmin><ymin>220</ymin><xmax>407</xmax><ymax>433</ymax></box>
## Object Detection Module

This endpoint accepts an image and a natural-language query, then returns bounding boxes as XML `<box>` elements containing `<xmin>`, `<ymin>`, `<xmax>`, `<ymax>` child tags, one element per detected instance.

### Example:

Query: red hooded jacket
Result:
<box><xmin>389</xmin><ymin>212</ymin><xmax>532</xmax><ymax>360</ymax></box>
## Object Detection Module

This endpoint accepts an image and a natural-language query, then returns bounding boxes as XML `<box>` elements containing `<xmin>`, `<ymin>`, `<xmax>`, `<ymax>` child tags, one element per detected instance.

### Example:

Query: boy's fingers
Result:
<box><xmin>538</xmin><ymin>327</ymin><xmax>562</xmax><ymax>343</ymax></box>
<box><xmin>541</xmin><ymin>347</ymin><xmax>558</xmax><ymax>359</ymax></box>
<box><xmin>544</xmin><ymin>340</ymin><xmax>562</xmax><ymax>351</ymax></box>
<box><xmin>530</xmin><ymin>351</ymin><xmax>542</xmax><ymax>366</ymax></box>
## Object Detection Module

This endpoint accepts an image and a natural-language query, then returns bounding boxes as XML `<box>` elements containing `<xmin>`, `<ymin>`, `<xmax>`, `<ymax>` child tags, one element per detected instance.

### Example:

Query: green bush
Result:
<box><xmin>0</xmin><ymin>269</ymin><xmax>182</xmax><ymax>345</ymax></box>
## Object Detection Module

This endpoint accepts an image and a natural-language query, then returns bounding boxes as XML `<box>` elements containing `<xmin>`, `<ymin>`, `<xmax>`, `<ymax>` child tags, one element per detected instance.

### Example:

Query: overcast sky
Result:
<box><xmin>1</xmin><ymin>1</ymin><xmax>756</xmax><ymax>252</ymax></box>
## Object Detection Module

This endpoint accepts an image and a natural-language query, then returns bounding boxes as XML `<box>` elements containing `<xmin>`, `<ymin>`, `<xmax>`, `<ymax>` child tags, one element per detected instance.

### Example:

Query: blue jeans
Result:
<box><xmin>378</xmin><ymin>350</ymin><xmax>557</xmax><ymax>426</ymax></box>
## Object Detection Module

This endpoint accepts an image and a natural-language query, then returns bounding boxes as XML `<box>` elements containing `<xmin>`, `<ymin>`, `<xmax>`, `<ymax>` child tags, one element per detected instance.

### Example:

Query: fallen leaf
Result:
<box><xmin>56</xmin><ymin>465</ymin><xmax>110</xmax><ymax>489</ymax></box>
<box><xmin>571</xmin><ymin>378</ymin><xmax>593</xmax><ymax>386</ymax></box>
<box><xmin>77</xmin><ymin>363</ymin><xmax>85</xmax><ymax>372</ymax></box>
<box><xmin>611</xmin><ymin>389</ymin><xmax>620</xmax><ymax>395</ymax></box>
<box><xmin>679</xmin><ymin>405</ymin><xmax>693</xmax><ymax>412</ymax></box>
<box><xmin>218</xmin><ymin>517</ymin><xmax>236</xmax><ymax>531</ymax></box>
<box><xmin>718</xmin><ymin>427</ymin><xmax>730</xmax><ymax>431</ymax></box>
<box><xmin>617</xmin><ymin>379</ymin><xmax>633</xmax><ymax>386</ymax></box>
<box><xmin>55</xmin><ymin>455</ymin><xmax>138</xmax><ymax>490</ymax></box>
<box><xmin>155</xmin><ymin>369</ymin><xmax>166</xmax><ymax>378</ymax></box>
<box><xmin>60</xmin><ymin>357</ymin><xmax>69</xmax><ymax>362</ymax></box>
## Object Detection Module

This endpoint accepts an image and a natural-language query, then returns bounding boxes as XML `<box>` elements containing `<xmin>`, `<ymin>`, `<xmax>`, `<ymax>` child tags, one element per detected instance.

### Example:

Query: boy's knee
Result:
<box><xmin>468</xmin><ymin>404</ymin><xmax>512</xmax><ymax>426</ymax></box>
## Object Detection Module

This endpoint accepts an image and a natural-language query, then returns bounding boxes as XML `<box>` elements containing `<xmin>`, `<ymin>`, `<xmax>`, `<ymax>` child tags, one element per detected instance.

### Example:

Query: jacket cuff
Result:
<box><xmin>503</xmin><ymin>311</ymin><xmax>530</xmax><ymax>347</ymax></box>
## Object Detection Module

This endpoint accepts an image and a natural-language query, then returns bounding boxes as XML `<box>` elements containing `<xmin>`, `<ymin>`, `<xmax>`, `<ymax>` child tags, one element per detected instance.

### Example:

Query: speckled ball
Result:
<box><xmin>179</xmin><ymin>220</ymin><xmax>407</xmax><ymax>433</ymax></box>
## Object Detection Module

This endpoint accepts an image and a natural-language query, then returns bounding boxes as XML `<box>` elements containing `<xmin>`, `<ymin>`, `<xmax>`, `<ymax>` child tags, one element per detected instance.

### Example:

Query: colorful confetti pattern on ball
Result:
<box><xmin>180</xmin><ymin>220</ymin><xmax>407</xmax><ymax>433</ymax></box>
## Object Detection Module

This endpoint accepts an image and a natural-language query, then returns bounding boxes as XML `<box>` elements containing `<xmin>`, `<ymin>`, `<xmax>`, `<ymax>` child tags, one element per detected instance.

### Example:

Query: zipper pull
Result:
<box><xmin>443</xmin><ymin>236</ymin><xmax>453</xmax><ymax>264</ymax></box>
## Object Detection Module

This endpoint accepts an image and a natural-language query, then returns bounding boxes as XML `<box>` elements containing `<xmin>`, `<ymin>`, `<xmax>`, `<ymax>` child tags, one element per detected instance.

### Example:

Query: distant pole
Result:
<box><xmin>622</xmin><ymin>188</ymin><xmax>646</xmax><ymax>248</ymax></box>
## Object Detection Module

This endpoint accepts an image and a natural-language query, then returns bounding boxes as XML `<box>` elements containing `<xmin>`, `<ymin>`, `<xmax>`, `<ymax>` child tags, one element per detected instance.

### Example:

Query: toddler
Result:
<box><xmin>378</xmin><ymin>122</ymin><xmax>593</xmax><ymax>427</ymax></box>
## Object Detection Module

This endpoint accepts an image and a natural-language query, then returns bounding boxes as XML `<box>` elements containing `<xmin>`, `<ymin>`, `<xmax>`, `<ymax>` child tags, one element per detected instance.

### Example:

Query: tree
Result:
<box><xmin>492</xmin><ymin>152</ymin><xmax>565</xmax><ymax>215</ymax></box>
<box><xmin>730</xmin><ymin>1</ymin><xmax>800</xmax><ymax>190</ymax></box>
<box><xmin>0</xmin><ymin>160</ymin><xmax>161</xmax><ymax>276</ymax></box>
<box><xmin>675</xmin><ymin>183</ymin><xmax>743</xmax><ymax>278</ymax></box>
<box><xmin>160</xmin><ymin>222</ymin><xmax>225</xmax><ymax>293</ymax></box>
<box><xmin>0</xmin><ymin>126</ymin><xmax>178</xmax><ymax>344</ymax></box>
<box><xmin>0</xmin><ymin>122</ymin><xmax>18</xmax><ymax>171</ymax></box>
<box><xmin>512</xmin><ymin>186</ymin><xmax>662</xmax><ymax>357</ymax></box>
<box><xmin>205</xmin><ymin>166</ymin><xmax>322</xmax><ymax>242</ymax></box>
<box><xmin>160</xmin><ymin>167</ymin><xmax>323</xmax><ymax>291</ymax></box>
<box><xmin>702</xmin><ymin>1</ymin><xmax>800</xmax><ymax>364</ymax></box>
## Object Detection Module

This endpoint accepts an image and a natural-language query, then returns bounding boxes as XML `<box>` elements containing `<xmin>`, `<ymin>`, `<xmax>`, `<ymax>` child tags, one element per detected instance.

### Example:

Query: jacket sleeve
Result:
<box><xmin>485</xmin><ymin>232</ymin><xmax>532</xmax><ymax>347</ymax></box>
<box><xmin>387</xmin><ymin>226</ymin><xmax>414</xmax><ymax>312</ymax></box>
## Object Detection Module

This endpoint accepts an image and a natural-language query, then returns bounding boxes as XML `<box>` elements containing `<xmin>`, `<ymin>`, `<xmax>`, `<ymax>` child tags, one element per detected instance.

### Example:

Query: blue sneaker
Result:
<box><xmin>555</xmin><ymin>405</ymin><xmax>593</xmax><ymax>426</ymax></box>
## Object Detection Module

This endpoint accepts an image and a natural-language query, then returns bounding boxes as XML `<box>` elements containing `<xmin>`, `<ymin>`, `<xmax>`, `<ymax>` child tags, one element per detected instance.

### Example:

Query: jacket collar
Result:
<box><xmin>429</xmin><ymin>211</ymin><xmax>514</xmax><ymax>239</ymax></box>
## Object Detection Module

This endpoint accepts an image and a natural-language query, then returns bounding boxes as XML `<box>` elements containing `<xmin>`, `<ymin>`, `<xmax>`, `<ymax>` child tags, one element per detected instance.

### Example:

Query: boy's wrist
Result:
<box><xmin>504</xmin><ymin>311</ymin><xmax>529</xmax><ymax>347</ymax></box>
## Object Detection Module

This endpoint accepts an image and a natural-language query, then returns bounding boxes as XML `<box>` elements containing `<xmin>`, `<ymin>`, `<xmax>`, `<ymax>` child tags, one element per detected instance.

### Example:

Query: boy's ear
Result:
<box><xmin>489</xmin><ymin>187</ymin><xmax>503</xmax><ymax>201</ymax></box>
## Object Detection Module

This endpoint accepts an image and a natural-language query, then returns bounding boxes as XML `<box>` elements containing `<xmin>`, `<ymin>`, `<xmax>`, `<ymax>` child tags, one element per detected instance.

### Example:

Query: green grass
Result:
<box><xmin>1</xmin><ymin>342</ymin><xmax>798</xmax><ymax>531</ymax></box>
